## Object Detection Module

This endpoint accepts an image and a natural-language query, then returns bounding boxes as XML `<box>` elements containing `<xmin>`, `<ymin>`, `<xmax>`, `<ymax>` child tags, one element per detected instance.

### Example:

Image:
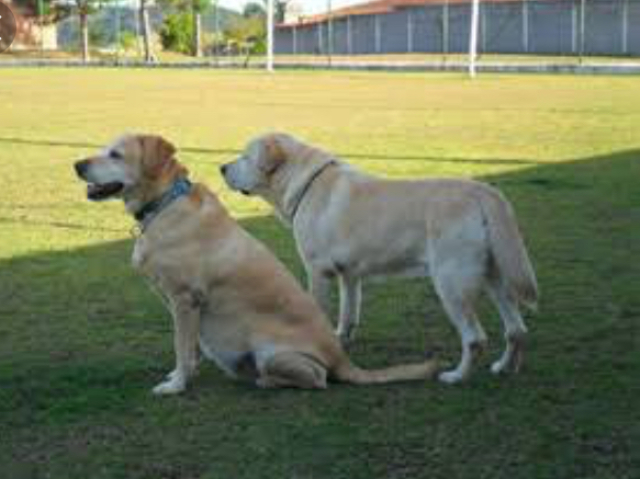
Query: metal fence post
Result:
<box><xmin>134</xmin><ymin>0</ymin><xmax>141</xmax><ymax>59</ymax></box>
<box><xmin>571</xmin><ymin>0</ymin><xmax>578</xmax><ymax>53</ymax></box>
<box><xmin>622</xmin><ymin>0</ymin><xmax>629</xmax><ymax>55</ymax></box>
<box><xmin>347</xmin><ymin>15</ymin><xmax>352</xmax><ymax>55</ymax></box>
<box><xmin>443</xmin><ymin>0</ymin><xmax>449</xmax><ymax>60</ymax></box>
<box><xmin>375</xmin><ymin>13</ymin><xmax>381</xmax><ymax>53</ymax></box>
<box><xmin>38</xmin><ymin>0</ymin><xmax>44</xmax><ymax>56</ymax></box>
<box><xmin>327</xmin><ymin>0</ymin><xmax>333</xmax><ymax>66</ymax></box>
<box><xmin>213</xmin><ymin>0</ymin><xmax>219</xmax><ymax>65</ymax></box>
<box><xmin>579</xmin><ymin>0</ymin><xmax>585</xmax><ymax>62</ymax></box>
<box><xmin>480</xmin><ymin>0</ymin><xmax>486</xmax><ymax>53</ymax></box>
<box><xmin>293</xmin><ymin>25</ymin><xmax>297</xmax><ymax>55</ymax></box>
<box><xmin>115</xmin><ymin>1</ymin><xmax>121</xmax><ymax>61</ymax></box>
<box><xmin>522</xmin><ymin>0</ymin><xmax>529</xmax><ymax>53</ymax></box>
<box><xmin>407</xmin><ymin>8</ymin><xmax>413</xmax><ymax>53</ymax></box>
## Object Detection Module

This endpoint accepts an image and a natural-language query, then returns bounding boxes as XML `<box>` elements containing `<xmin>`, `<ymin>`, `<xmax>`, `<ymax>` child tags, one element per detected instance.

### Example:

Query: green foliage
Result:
<box><xmin>191</xmin><ymin>0</ymin><xmax>210</xmax><ymax>14</ymax></box>
<box><xmin>11</xmin><ymin>0</ymin><xmax>53</xmax><ymax>16</ymax></box>
<box><xmin>43</xmin><ymin>0</ymin><xmax>114</xmax><ymax>25</ymax></box>
<box><xmin>274</xmin><ymin>0</ymin><xmax>289</xmax><ymax>23</ymax></box>
<box><xmin>119</xmin><ymin>31</ymin><xmax>137</xmax><ymax>50</ymax></box>
<box><xmin>157</xmin><ymin>0</ymin><xmax>210</xmax><ymax>13</ymax></box>
<box><xmin>73</xmin><ymin>0</ymin><xmax>111</xmax><ymax>15</ymax></box>
<box><xmin>87</xmin><ymin>15</ymin><xmax>111</xmax><ymax>46</ymax></box>
<box><xmin>160</xmin><ymin>12</ymin><xmax>194</xmax><ymax>54</ymax></box>
<box><xmin>224</xmin><ymin>14</ymin><xmax>265</xmax><ymax>54</ymax></box>
<box><xmin>243</xmin><ymin>1</ymin><xmax>265</xmax><ymax>18</ymax></box>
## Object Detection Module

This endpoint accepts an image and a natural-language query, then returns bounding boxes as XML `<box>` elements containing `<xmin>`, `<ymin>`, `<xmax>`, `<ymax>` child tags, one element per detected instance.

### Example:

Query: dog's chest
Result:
<box><xmin>132</xmin><ymin>236</ymin><xmax>165</xmax><ymax>281</ymax></box>
<box><xmin>131</xmin><ymin>236</ymin><xmax>172</xmax><ymax>294</ymax></box>
<box><xmin>131</xmin><ymin>237</ymin><xmax>150</xmax><ymax>272</ymax></box>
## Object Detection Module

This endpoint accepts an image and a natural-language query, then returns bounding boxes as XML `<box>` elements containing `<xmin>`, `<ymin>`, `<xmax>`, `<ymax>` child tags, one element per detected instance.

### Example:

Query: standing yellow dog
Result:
<box><xmin>222</xmin><ymin>132</ymin><xmax>538</xmax><ymax>384</ymax></box>
<box><xmin>74</xmin><ymin>134</ymin><xmax>438</xmax><ymax>394</ymax></box>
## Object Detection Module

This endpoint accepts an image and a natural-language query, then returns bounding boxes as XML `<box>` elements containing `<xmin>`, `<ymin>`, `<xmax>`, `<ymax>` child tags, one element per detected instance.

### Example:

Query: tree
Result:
<box><xmin>245</xmin><ymin>1</ymin><xmax>290</xmax><ymax>23</ymax></box>
<box><xmin>74</xmin><ymin>0</ymin><xmax>99</xmax><ymax>62</ymax></box>
<box><xmin>139</xmin><ymin>0</ymin><xmax>155</xmax><ymax>62</ymax></box>
<box><xmin>159</xmin><ymin>11</ymin><xmax>192</xmax><ymax>54</ymax></box>
<box><xmin>225</xmin><ymin>8</ymin><xmax>265</xmax><ymax>61</ymax></box>
<box><xmin>274</xmin><ymin>0</ymin><xmax>291</xmax><ymax>23</ymax></box>
<box><xmin>47</xmin><ymin>0</ymin><xmax>113</xmax><ymax>62</ymax></box>
<box><xmin>242</xmin><ymin>2</ymin><xmax>265</xmax><ymax>19</ymax></box>
<box><xmin>158</xmin><ymin>0</ymin><xmax>209</xmax><ymax>57</ymax></box>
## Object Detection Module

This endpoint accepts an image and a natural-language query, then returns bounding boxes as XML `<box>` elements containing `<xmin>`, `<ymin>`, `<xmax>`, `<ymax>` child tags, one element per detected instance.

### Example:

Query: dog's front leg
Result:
<box><xmin>336</xmin><ymin>274</ymin><xmax>362</xmax><ymax>344</ymax></box>
<box><xmin>153</xmin><ymin>292</ymin><xmax>201</xmax><ymax>395</ymax></box>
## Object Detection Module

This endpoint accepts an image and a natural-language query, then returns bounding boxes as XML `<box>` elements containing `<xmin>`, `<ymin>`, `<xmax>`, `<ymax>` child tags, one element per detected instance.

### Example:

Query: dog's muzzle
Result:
<box><xmin>220</xmin><ymin>163</ymin><xmax>251</xmax><ymax>196</ymax></box>
<box><xmin>74</xmin><ymin>160</ymin><xmax>90</xmax><ymax>178</ymax></box>
<box><xmin>74</xmin><ymin>160</ymin><xmax>125</xmax><ymax>201</ymax></box>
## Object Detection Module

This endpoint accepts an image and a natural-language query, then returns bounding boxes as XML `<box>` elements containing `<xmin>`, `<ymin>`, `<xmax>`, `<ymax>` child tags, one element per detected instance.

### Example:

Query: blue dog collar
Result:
<box><xmin>134</xmin><ymin>178</ymin><xmax>192</xmax><ymax>232</ymax></box>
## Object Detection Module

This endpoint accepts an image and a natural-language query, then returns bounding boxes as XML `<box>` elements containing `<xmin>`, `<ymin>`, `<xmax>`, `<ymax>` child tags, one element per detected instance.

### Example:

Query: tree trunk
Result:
<box><xmin>80</xmin><ymin>12</ymin><xmax>90</xmax><ymax>62</ymax></box>
<box><xmin>193</xmin><ymin>12</ymin><xmax>202</xmax><ymax>57</ymax></box>
<box><xmin>140</xmin><ymin>0</ymin><xmax>153</xmax><ymax>62</ymax></box>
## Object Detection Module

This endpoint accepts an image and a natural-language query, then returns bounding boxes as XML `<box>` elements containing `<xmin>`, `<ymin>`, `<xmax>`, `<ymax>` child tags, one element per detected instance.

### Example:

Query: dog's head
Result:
<box><xmin>220</xmin><ymin>132</ymin><xmax>330</xmax><ymax>199</ymax></box>
<box><xmin>219</xmin><ymin>132</ymin><xmax>293</xmax><ymax>197</ymax></box>
<box><xmin>74</xmin><ymin>134</ymin><xmax>188</xmax><ymax>208</ymax></box>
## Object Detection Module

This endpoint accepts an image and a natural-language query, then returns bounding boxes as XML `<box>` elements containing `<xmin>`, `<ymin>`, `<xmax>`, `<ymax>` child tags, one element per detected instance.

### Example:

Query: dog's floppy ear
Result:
<box><xmin>140</xmin><ymin>135</ymin><xmax>187</xmax><ymax>180</ymax></box>
<box><xmin>262</xmin><ymin>135</ymin><xmax>287</xmax><ymax>176</ymax></box>
<box><xmin>155</xmin><ymin>136</ymin><xmax>176</xmax><ymax>164</ymax></box>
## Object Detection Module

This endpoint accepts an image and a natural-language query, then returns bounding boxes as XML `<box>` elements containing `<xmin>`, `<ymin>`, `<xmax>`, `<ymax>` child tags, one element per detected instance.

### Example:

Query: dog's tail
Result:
<box><xmin>333</xmin><ymin>358</ymin><xmax>439</xmax><ymax>385</ymax></box>
<box><xmin>480</xmin><ymin>188</ymin><xmax>538</xmax><ymax>309</ymax></box>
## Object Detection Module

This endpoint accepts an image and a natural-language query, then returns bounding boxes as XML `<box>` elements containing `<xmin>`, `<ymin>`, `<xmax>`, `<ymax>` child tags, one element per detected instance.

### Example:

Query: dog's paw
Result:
<box><xmin>491</xmin><ymin>343</ymin><xmax>524</xmax><ymax>375</ymax></box>
<box><xmin>152</xmin><ymin>377</ymin><xmax>186</xmax><ymax>395</ymax></box>
<box><xmin>438</xmin><ymin>370</ymin><xmax>464</xmax><ymax>384</ymax></box>
<box><xmin>335</xmin><ymin>329</ymin><xmax>355</xmax><ymax>348</ymax></box>
<box><xmin>490</xmin><ymin>355</ymin><xmax>522</xmax><ymax>375</ymax></box>
<box><xmin>490</xmin><ymin>359</ymin><xmax>508</xmax><ymax>375</ymax></box>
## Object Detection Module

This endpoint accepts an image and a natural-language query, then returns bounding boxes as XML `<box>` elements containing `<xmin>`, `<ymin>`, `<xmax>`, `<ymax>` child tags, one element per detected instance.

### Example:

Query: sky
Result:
<box><xmin>218</xmin><ymin>0</ymin><xmax>363</xmax><ymax>15</ymax></box>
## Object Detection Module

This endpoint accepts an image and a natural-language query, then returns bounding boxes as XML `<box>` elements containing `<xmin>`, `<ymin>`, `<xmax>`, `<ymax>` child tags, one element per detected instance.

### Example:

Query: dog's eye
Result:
<box><xmin>110</xmin><ymin>151</ymin><xmax>124</xmax><ymax>160</ymax></box>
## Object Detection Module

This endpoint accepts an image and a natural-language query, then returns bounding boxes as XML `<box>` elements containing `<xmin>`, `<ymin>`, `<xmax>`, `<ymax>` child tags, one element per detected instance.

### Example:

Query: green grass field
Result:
<box><xmin>0</xmin><ymin>69</ymin><xmax>638</xmax><ymax>479</ymax></box>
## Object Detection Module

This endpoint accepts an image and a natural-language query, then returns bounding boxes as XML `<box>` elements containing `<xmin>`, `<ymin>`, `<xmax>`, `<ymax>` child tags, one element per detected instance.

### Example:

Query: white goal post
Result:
<box><xmin>469</xmin><ymin>0</ymin><xmax>480</xmax><ymax>77</ymax></box>
<box><xmin>267</xmin><ymin>0</ymin><xmax>275</xmax><ymax>72</ymax></box>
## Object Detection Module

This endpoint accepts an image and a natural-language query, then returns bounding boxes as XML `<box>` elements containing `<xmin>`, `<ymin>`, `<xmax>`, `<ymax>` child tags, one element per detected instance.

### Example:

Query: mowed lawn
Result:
<box><xmin>0</xmin><ymin>69</ymin><xmax>638</xmax><ymax>479</ymax></box>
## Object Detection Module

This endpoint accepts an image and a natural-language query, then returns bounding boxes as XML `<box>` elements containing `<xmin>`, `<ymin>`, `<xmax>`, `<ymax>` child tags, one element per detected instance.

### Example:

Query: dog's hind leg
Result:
<box><xmin>336</xmin><ymin>273</ymin><xmax>362</xmax><ymax>345</ymax></box>
<box><xmin>434</xmin><ymin>266</ymin><xmax>487</xmax><ymax>384</ymax></box>
<box><xmin>486</xmin><ymin>280</ymin><xmax>527</xmax><ymax>375</ymax></box>
<box><xmin>256</xmin><ymin>351</ymin><xmax>328</xmax><ymax>390</ymax></box>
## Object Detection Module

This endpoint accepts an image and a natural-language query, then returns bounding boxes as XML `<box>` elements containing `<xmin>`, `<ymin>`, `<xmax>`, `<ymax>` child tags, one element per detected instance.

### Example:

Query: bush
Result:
<box><xmin>224</xmin><ymin>15</ymin><xmax>265</xmax><ymax>56</ymax></box>
<box><xmin>88</xmin><ymin>18</ymin><xmax>111</xmax><ymax>47</ymax></box>
<box><xmin>119</xmin><ymin>31</ymin><xmax>137</xmax><ymax>51</ymax></box>
<box><xmin>160</xmin><ymin>13</ymin><xmax>193</xmax><ymax>54</ymax></box>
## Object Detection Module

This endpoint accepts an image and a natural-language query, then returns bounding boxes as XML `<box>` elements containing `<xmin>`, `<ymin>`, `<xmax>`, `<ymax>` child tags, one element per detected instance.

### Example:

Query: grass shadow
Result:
<box><xmin>0</xmin><ymin>149</ymin><xmax>638</xmax><ymax>479</ymax></box>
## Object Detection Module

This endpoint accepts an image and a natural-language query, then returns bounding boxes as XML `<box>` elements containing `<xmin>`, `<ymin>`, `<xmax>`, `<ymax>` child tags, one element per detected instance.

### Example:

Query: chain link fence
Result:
<box><xmin>274</xmin><ymin>0</ymin><xmax>640</xmax><ymax>66</ymax></box>
<box><xmin>1</xmin><ymin>0</ymin><xmax>640</xmax><ymax>67</ymax></box>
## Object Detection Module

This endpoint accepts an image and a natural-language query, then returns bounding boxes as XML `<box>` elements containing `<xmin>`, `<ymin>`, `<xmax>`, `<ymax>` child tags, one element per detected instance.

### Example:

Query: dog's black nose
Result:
<box><xmin>74</xmin><ymin>161</ymin><xmax>89</xmax><ymax>178</ymax></box>
<box><xmin>219</xmin><ymin>164</ymin><xmax>228</xmax><ymax>175</ymax></box>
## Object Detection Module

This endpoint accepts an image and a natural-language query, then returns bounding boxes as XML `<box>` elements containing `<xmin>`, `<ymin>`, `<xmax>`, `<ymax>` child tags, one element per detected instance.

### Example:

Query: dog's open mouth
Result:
<box><xmin>240</xmin><ymin>189</ymin><xmax>251</xmax><ymax>196</ymax></box>
<box><xmin>87</xmin><ymin>182</ymin><xmax>125</xmax><ymax>201</ymax></box>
